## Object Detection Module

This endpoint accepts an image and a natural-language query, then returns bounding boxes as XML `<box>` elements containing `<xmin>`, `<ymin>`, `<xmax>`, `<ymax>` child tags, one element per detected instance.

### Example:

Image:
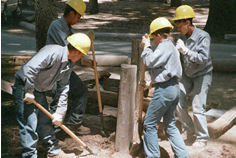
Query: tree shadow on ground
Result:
<box><xmin>72</xmin><ymin>0</ymin><xmax>210</xmax><ymax>33</ymax></box>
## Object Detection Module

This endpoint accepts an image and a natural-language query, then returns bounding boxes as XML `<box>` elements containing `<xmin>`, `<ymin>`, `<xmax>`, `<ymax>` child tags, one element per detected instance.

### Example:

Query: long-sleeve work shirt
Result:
<box><xmin>46</xmin><ymin>16</ymin><xmax>72</xmax><ymax>46</ymax></box>
<box><xmin>181</xmin><ymin>26</ymin><xmax>213</xmax><ymax>78</ymax></box>
<box><xmin>141</xmin><ymin>39</ymin><xmax>182</xmax><ymax>84</ymax></box>
<box><xmin>15</xmin><ymin>45</ymin><xmax>74</xmax><ymax>115</ymax></box>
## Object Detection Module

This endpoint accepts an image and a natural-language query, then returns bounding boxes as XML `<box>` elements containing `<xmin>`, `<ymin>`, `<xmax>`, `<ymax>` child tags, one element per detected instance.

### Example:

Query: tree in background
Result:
<box><xmin>205</xmin><ymin>0</ymin><xmax>236</xmax><ymax>38</ymax></box>
<box><xmin>35</xmin><ymin>0</ymin><xmax>57</xmax><ymax>51</ymax></box>
<box><xmin>171</xmin><ymin>0</ymin><xmax>181</xmax><ymax>7</ymax></box>
<box><xmin>89</xmin><ymin>0</ymin><xmax>99</xmax><ymax>14</ymax></box>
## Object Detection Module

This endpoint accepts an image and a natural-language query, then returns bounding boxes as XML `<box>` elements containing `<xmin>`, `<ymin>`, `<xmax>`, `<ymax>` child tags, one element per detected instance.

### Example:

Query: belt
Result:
<box><xmin>153</xmin><ymin>77</ymin><xmax>179</xmax><ymax>88</ymax></box>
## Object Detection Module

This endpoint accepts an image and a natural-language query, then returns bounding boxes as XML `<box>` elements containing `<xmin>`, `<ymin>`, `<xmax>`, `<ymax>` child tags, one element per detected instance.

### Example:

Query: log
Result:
<box><xmin>103</xmin><ymin>105</ymin><xmax>117</xmax><ymax>118</ymax></box>
<box><xmin>1</xmin><ymin>80</ymin><xmax>13</xmax><ymax>95</ymax></box>
<box><xmin>82</xmin><ymin>114</ymin><xmax>117</xmax><ymax>132</ymax></box>
<box><xmin>76</xmin><ymin>55</ymin><xmax>130</xmax><ymax>67</ymax></box>
<box><xmin>205</xmin><ymin>108</ymin><xmax>227</xmax><ymax>122</ymax></box>
<box><xmin>87</xmin><ymin>89</ymin><xmax>118</xmax><ymax>107</ymax></box>
<box><xmin>207</xmin><ymin>106</ymin><xmax>236</xmax><ymax>138</ymax></box>
<box><xmin>1</xmin><ymin>54</ymin><xmax>129</xmax><ymax>68</ymax></box>
<box><xmin>1</xmin><ymin>54</ymin><xmax>32</xmax><ymax>66</ymax></box>
<box><xmin>115</xmin><ymin>64</ymin><xmax>137</xmax><ymax>155</ymax></box>
<box><xmin>101</xmin><ymin>78</ymin><xmax>120</xmax><ymax>92</ymax></box>
<box><xmin>2</xmin><ymin>65</ymin><xmax>22</xmax><ymax>75</ymax></box>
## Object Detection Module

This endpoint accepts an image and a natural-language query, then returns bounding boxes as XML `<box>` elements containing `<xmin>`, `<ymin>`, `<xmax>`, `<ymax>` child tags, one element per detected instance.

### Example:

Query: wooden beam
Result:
<box><xmin>207</xmin><ymin>106</ymin><xmax>236</xmax><ymax>138</ymax></box>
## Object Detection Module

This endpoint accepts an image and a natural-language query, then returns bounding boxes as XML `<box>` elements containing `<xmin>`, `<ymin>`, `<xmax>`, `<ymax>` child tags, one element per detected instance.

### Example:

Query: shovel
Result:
<box><xmin>87</xmin><ymin>30</ymin><xmax>108</xmax><ymax>137</ymax></box>
<box><xmin>24</xmin><ymin>97</ymin><xmax>95</xmax><ymax>155</ymax></box>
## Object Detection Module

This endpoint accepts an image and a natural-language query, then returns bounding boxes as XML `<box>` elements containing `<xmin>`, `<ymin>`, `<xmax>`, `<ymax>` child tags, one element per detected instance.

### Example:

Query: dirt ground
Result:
<box><xmin>2</xmin><ymin>71</ymin><xmax>236</xmax><ymax>158</ymax></box>
<box><xmin>2</xmin><ymin>0</ymin><xmax>236</xmax><ymax>157</ymax></box>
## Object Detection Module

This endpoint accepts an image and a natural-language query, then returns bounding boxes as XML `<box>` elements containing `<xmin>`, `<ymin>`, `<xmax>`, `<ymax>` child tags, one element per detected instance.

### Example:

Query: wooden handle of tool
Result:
<box><xmin>91</xmin><ymin>39</ymin><xmax>103</xmax><ymax>113</ymax></box>
<box><xmin>30</xmin><ymin>99</ymin><xmax>87</xmax><ymax>147</ymax></box>
<box><xmin>138</xmin><ymin>61</ymin><xmax>146</xmax><ymax>120</ymax></box>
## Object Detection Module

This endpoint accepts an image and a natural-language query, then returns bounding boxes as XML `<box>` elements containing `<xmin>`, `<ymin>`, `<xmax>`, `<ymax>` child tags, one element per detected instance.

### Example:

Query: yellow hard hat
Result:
<box><xmin>149</xmin><ymin>17</ymin><xmax>174</xmax><ymax>38</ymax></box>
<box><xmin>67</xmin><ymin>33</ymin><xmax>91</xmax><ymax>56</ymax></box>
<box><xmin>67</xmin><ymin>0</ymin><xmax>86</xmax><ymax>16</ymax></box>
<box><xmin>172</xmin><ymin>5</ymin><xmax>195</xmax><ymax>21</ymax></box>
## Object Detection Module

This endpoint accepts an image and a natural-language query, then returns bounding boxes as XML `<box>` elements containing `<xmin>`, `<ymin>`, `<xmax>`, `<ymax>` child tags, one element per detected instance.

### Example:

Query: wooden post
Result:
<box><xmin>129</xmin><ymin>39</ymin><xmax>144</xmax><ymax>155</ymax></box>
<box><xmin>115</xmin><ymin>64</ymin><xmax>137</xmax><ymax>156</ymax></box>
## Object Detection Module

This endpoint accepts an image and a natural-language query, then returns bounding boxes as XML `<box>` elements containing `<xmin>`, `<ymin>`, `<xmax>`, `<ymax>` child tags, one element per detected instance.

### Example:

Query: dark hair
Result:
<box><xmin>64</xmin><ymin>4</ymin><xmax>78</xmax><ymax>16</ymax></box>
<box><xmin>152</xmin><ymin>28</ymin><xmax>171</xmax><ymax>38</ymax></box>
<box><xmin>68</xmin><ymin>43</ymin><xmax>77</xmax><ymax>51</ymax></box>
<box><xmin>174</xmin><ymin>18</ymin><xmax>193</xmax><ymax>25</ymax></box>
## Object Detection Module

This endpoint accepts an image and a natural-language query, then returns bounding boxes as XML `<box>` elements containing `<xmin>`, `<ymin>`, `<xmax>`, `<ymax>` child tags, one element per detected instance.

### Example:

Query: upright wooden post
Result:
<box><xmin>114</xmin><ymin>64</ymin><xmax>137</xmax><ymax>157</ymax></box>
<box><xmin>130</xmin><ymin>39</ymin><xmax>144</xmax><ymax>155</ymax></box>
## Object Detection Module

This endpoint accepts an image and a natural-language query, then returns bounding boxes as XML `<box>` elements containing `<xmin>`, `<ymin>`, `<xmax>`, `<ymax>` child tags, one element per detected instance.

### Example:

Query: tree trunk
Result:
<box><xmin>89</xmin><ymin>0</ymin><xmax>99</xmax><ymax>14</ymax></box>
<box><xmin>170</xmin><ymin>0</ymin><xmax>182</xmax><ymax>7</ymax></box>
<box><xmin>205</xmin><ymin>0</ymin><xmax>236</xmax><ymax>38</ymax></box>
<box><xmin>35</xmin><ymin>0</ymin><xmax>58</xmax><ymax>51</ymax></box>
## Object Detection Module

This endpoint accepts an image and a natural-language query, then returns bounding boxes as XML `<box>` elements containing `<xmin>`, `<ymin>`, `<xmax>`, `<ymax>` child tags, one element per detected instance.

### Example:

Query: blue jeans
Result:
<box><xmin>143</xmin><ymin>78</ymin><xmax>188</xmax><ymax>158</ymax></box>
<box><xmin>176</xmin><ymin>72</ymin><xmax>212</xmax><ymax>141</ymax></box>
<box><xmin>12</xmin><ymin>78</ymin><xmax>61</xmax><ymax>158</ymax></box>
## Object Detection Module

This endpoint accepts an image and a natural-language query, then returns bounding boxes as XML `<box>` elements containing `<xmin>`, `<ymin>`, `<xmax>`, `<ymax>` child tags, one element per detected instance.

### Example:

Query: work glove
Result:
<box><xmin>176</xmin><ymin>39</ymin><xmax>189</xmax><ymax>55</ymax></box>
<box><xmin>52</xmin><ymin>113</ymin><xmax>64</xmax><ymax>128</ymax></box>
<box><xmin>139</xmin><ymin>80</ymin><xmax>147</xmax><ymax>89</ymax></box>
<box><xmin>141</xmin><ymin>34</ymin><xmax>151</xmax><ymax>49</ymax></box>
<box><xmin>24</xmin><ymin>92</ymin><xmax>35</xmax><ymax>104</ymax></box>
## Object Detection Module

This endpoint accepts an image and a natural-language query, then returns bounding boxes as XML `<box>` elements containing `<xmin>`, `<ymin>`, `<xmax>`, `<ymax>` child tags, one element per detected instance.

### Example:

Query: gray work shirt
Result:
<box><xmin>15</xmin><ymin>45</ymin><xmax>74</xmax><ymax>115</ymax></box>
<box><xmin>141</xmin><ymin>39</ymin><xmax>182</xmax><ymax>84</ymax></box>
<box><xmin>181</xmin><ymin>26</ymin><xmax>213</xmax><ymax>78</ymax></box>
<box><xmin>46</xmin><ymin>16</ymin><xmax>72</xmax><ymax>46</ymax></box>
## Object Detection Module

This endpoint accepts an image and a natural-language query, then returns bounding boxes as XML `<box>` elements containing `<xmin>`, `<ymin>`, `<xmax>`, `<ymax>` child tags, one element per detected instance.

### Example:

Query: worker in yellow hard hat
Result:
<box><xmin>172</xmin><ymin>5</ymin><xmax>213</xmax><ymax>148</ymax></box>
<box><xmin>13</xmin><ymin>33</ymin><xmax>91</xmax><ymax>158</ymax></box>
<box><xmin>46</xmin><ymin>0</ymin><xmax>92</xmax><ymax>142</ymax></box>
<box><xmin>141</xmin><ymin>17</ymin><xmax>189</xmax><ymax>158</ymax></box>
<box><xmin>47</xmin><ymin>0</ymin><xmax>86</xmax><ymax>46</ymax></box>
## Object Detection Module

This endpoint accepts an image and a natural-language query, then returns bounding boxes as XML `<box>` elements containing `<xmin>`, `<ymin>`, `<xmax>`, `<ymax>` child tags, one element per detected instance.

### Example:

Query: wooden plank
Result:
<box><xmin>207</xmin><ymin>106</ymin><xmax>236</xmax><ymax>138</ymax></box>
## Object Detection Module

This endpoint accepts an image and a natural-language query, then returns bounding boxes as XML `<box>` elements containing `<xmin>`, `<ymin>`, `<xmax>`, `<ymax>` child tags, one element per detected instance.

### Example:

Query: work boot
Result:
<box><xmin>192</xmin><ymin>140</ymin><xmax>207</xmax><ymax>148</ymax></box>
<box><xmin>77</xmin><ymin>125</ymin><xmax>91</xmax><ymax>135</ymax></box>
<box><xmin>47</xmin><ymin>151</ymin><xmax>76</xmax><ymax>158</ymax></box>
<box><xmin>66</xmin><ymin>124</ymin><xmax>91</xmax><ymax>135</ymax></box>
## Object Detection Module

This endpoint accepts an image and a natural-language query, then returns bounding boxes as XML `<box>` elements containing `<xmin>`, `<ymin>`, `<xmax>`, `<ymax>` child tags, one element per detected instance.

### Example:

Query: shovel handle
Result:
<box><xmin>138</xmin><ymin>61</ymin><xmax>146</xmax><ymax>120</ymax></box>
<box><xmin>138</xmin><ymin>60</ymin><xmax>145</xmax><ymax>137</ymax></box>
<box><xmin>28</xmin><ymin>99</ymin><xmax>89</xmax><ymax>149</ymax></box>
<box><xmin>91</xmin><ymin>39</ymin><xmax>103</xmax><ymax>113</ymax></box>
